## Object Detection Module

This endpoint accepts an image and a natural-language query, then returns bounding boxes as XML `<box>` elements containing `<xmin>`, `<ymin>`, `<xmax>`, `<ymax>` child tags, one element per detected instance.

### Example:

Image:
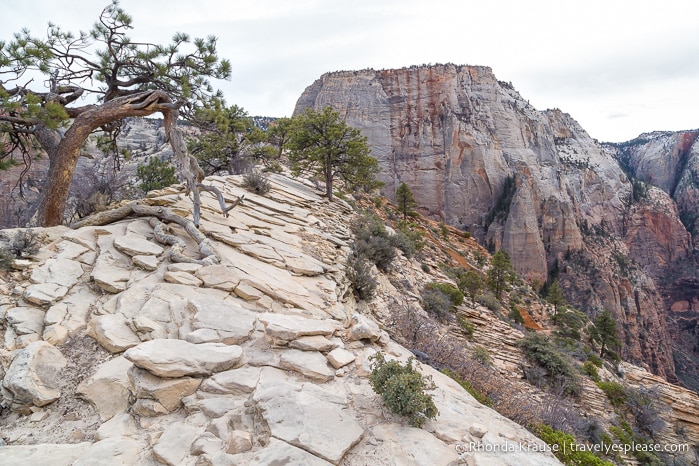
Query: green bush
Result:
<box><xmin>536</xmin><ymin>424</ymin><xmax>613</xmax><ymax>466</ymax></box>
<box><xmin>0</xmin><ymin>247</ymin><xmax>14</xmax><ymax>270</ymax></box>
<box><xmin>471</xmin><ymin>345</ymin><xmax>492</xmax><ymax>366</ymax></box>
<box><xmin>9</xmin><ymin>229</ymin><xmax>40</xmax><ymax>258</ymax></box>
<box><xmin>421</xmin><ymin>287</ymin><xmax>453</xmax><ymax>321</ymax></box>
<box><xmin>345</xmin><ymin>254</ymin><xmax>377</xmax><ymax>301</ymax></box>
<box><xmin>457</xmin><ymin>316</ymin><xmax>474</xmax><ymax>339</ymax></box>
<box><xmin>588</xmin><ymin>353</ymin><xmax>604</xmax><ymax>368</ymax></box>
<box><xmin>351</xmin><ymin>213</ymin><xmax>397</xmax><ymax>271</ymax></box>
<box><xmin>596</xmin><ymin>381</ymin><xmax>627</xmax><ymax>407</ymax></box>
<box><xmin>242</xmin><ymin>170</ymin><xmax>271</xmax><ymax>195</ymax></box>
<box><xmin>520</xmin><ymin>333</ymin><xmax>580</xmax><ymax>396</ymax></box>
<box><xmin>425</xmin><ymin>282</ymin><xmax>464</xmax><ymax>307</ymax></box>
<box><xmin>369</xmin><ymin>352</ymin><xmax>438</xmax><ymax>428</ymax></box>
<box><xmin>509</xmin><ymin>303</ymin><xmax>525</xmax><ymax>324</ymax></box>
<box><xmin>582</xmin><ymin>361</ymin><xmax>600</xmax><ymax>382</ymax></box>
<box><xmin>136</xmin><ymin>157</ymin><xmax>178</xmax><ymax>193</ymax></box>
<box><xmin>476</xmin><ymin>292</ymin><xmax>501</xmax><ymax>313</ymax></box>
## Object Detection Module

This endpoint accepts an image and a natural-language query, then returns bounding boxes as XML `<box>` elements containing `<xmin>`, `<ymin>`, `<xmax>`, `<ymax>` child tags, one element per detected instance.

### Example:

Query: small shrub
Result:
<box><xmin>345</xmin><ymin>254</ymin><xmax>377</xmax><ymax>301</ymax></box>
<box><xmin>369</xmin><ymin>352</ymin><xmax>438</xmax><ymax>428</ymax></box>
<box><xmin>457</xmin><ymin>316</ymin><xmax>474</xmax><ymax>339</ymax></box>
<box><xmin>520</xmin><ymin>333</ymin><xmax>580</xmax><ymax>397</ymax></box>
<box><xmin>0</xmin><ymin>247</ymin><xmax>14</xmax><ymax>270</ymax></box>
<box><xmin>242</xmin><ymin>170</ymin><xmax>271</xmax><ymax>195</ymax></box>
<box><xmin>425</xmin><ymin>282</ymin><xmax>464</xmax><ymax>307</ymax></box>
<box><xmin>390</xmin><ymin>231</ymin><xmax>417</xmax><ymax>258</ymax></box>
<box><xmin>476</xmin><ymin>292</ymin><xmax>501</xmax><ymax>313</ymax></box>
<box><xmin>421</xmin><ymin>263</ymin><xmax>431</xmax><ymax>273</ymax></box>
<box><xmin>509</xmin><ymin>303</ymin><xmax>525</xmax><ymax>325</ymax></box>
<box><xmin>421</xmin><ymin>287</ymin><xmax>453</xmax><ymax>321</ymax></box>
<box><xmin>596</xmin><ymin>381</ymin><xmax>627</xmax><ymax>407</ymax></box>
<box><xmin>136</xmin><ymin>157</ymin><xmax>177</xmax><ymax>193</ymax></box>
<box><xmin>471</xmin><ymin>345</ymin><xmax>492</xmax><ymax>366</ymax></box>
<box><xmin>10</xmin><ymin>229</ymin><xmax>40</xmax><ymax>258</ymax></box>
<box><xmin>588</xmin><ymin>353</ymin><xmax>604</xmax><ymax>368</ymax></box>
<box><xmin>582</xmin><ymin>361</ymin><xmax>600</xmax><ymax>382</ymax></box>
<box><xmin>536</xmin><ymin>424</ymin><xmax>614</xmax><ymax>466</ymax></box>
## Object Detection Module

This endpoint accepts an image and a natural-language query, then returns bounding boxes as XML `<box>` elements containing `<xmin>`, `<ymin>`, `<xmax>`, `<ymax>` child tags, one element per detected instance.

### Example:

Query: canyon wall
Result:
<box><xmin>294</xmin><ymin>64</ymin><xmax>696</xmax><ymax>383</ymax></box>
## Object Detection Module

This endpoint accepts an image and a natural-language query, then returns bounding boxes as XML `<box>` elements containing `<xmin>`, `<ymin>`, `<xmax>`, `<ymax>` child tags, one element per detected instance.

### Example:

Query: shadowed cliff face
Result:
<box><xmin>295</xmin><ymin>64</ymin><xmax>697</xmax><ymax>383</ymax></box>
<box><xmin>610</xmin><ymin>131</ymin><xmax>699</xmax><ymax>390</ymax></box>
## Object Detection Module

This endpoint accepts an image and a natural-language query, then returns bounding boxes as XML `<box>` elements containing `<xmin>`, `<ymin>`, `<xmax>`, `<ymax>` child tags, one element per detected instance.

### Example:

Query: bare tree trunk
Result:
<box><xmin>34</xmin><ymin>90</ymin><xmax>211</xmax><ymax>227</ymax></box>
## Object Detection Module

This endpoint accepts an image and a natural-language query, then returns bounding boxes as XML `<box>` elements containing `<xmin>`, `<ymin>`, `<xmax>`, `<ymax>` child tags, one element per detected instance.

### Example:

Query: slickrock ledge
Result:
<box><xmin>0</xmin><ymin>173</ymin><xmax>565</xmax><ymax>465</ymax></box>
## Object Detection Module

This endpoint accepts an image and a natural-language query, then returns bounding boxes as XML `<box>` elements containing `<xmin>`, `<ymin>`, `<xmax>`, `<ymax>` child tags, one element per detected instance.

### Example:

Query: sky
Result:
<box><xmin>1</xmin><ymin>0</ymin><xmax>698</xmax><ymax>142</ymax></box>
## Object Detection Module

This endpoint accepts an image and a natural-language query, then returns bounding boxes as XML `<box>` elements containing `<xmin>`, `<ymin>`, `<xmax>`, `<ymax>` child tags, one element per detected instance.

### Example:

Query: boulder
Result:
<box><xmin>2</xmin><ymin>341</ymin><xmax>67</xmax><ymax>412</ymax></box>
<box><xmin>5</xmin><ymin>306</ymin><xmax>45</xmax><ymax>335</ymax></box>
<box><xmin>76</xmin><ymin>356</ymin><xmax>132</xmax><ymax>421</ymax></box>
<box><xmin>200</xmin><ymin>366</ymin><xmax>261</xmax><ymax>395</ymax></box>
<box><xmin>347</xmin><ymin>313</ymin><xmax>381</xmax><ymax>342</ymax></box>
<box><xmin>123</xmin><ymin>339</ymin><xmax>243</xmax><ymax>378</ymax></box>
<box><xmin>22</xmin><ymin>283</ymin><xmax>69</xmax><ymax>305</ymax></box>
<box><xmin>131</xmin><ymin>254</ymin><xmax>159</xmax><ymax>271</ymax></box>
<box><xmin>152</xmin><ymin>421</ymin><xmax>202</xmax><ymax>466</ymax></box>
<box><xmin>326</xmin><ymin>348</ymin><xmax>356</xmax><ymax>369</ymax></box>
<box><xmin>87</xmin><ymin>314</ymin><xmax>141</xmax><ymax>353</ymax></box>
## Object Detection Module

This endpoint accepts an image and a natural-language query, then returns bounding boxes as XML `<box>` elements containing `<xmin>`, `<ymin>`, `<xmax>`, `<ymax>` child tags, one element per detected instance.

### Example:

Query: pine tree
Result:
<box><xmin>546</xmin><ymin>279</ymin><xmax>566</xmax><ymax>324</ymax></box>
<box><xmin>395</xmin><ymin>182</ymin><xmax>418</xmax><ymax>220</ymax></box>
<box><xmin>589</xmin><ymin>310</ymin><xmax>620</xmax><ymax>358</ymax></box>
<box><xmin>487</xmin><ymin>250</ymin><xmax>513</xmax><ymax>299</ymax></box>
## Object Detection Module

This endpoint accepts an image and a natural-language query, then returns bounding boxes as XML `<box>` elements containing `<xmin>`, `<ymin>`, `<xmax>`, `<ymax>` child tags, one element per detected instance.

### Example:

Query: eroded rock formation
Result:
<box><xmin>294</xmin><ymin>64</ymin><xmax>695</xmax><ymax>382</ymax></box>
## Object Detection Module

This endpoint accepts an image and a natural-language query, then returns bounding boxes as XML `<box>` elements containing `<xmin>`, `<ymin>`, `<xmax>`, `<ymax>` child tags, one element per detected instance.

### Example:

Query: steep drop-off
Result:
<box><xmin>294</xmin><ymin>64</ymin><xmax>695</xmax><ymax>383</ymax></box>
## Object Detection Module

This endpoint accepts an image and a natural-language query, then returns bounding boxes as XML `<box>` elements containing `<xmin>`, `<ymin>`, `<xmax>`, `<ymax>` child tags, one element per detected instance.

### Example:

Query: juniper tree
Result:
<box><xmin>288</xmin><ymin>106</ymin><xmax>380</xmax><ymax>201</ymax></box>
<box><xmin>0</xmin><ymin>0</ymin><xmax>231</xmax><ymax>226</ymax></box>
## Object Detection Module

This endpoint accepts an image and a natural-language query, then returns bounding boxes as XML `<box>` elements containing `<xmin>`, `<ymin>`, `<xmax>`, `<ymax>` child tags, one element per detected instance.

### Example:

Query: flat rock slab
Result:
<box><xmin>195</xmin><ymin>264</ymin><xmax>241</xmax><ymax>291</ymax></box>
<box><xmin>23</xmin><ymin>283</ymin><xmax>69</xmax><ymax>305</ymax></box>
<box><xmin>253</xmin><ymin>377</ymin><xmax>363</xmax><ymax>464</ymax></box>
<box><xmin>5</xmin><ymin>306</ymin><xmax>45</xmax><ymax>335</ymax></box>
<box><xmin>257</xmin><ymin>312</ymin><xmax>338</xmax><ymax>345</ymax></box>
<box><xmin>30</xmin><ymin>258</ymin><xmax>84</xmax><ymax>288</ymax></box>
<box><xmin>200</xmin><ymin>366</ymin><xmax>261</xmax><ymax>394</ymax></box>
<box><xmin>124</xmin><ymin>339</ymin><xmax>243</xmax><ymax>378</ymax></box>
<box><xmin>114</xmin><ymin>233</ymin><xmax>164</xmax><ymax>257</ymax></box>
<box><xmin>326</xmin><ymin>348</ymin><xmax>356</xmax><ymax>369</ymax></box>
<box><xmin>72</xmin><ymin>437</ymin><xmax>145</xmax><ymax>466</ymax></box>
<box><xmin>187</xmin><ymin>296</ymin><xmax>257</xmax><ymax>345</ymax></box>
<box><xmin>164</xmin><ymin>271</ymin><xmax>203</xmax><ymax>287</ymax></box>
<box><xmin>249</xmin><ymin>438</ymin><xmax>333</xmax><ymax>466</ymax></box>
<box><xmin>153</xmin><ymin>422</ymin><xmax>201</xmax><ymax>466</ymax></box>
<box><xmin>0</xmin><ymin>443</ymin><xmax>92</xmax><ymax>466</ymax></box>
<box><xmin>280</xmin><ymin>349</ymin><xmax>335</xmax><ymax>382</ymax></box>
<box><xmin>345</xmin><ymin>424</ymin><xmax>460</xmax><ymax>466</ymax></box>
<box><xmin>132</xmin><ymin>254</ymin><xmax>159</xmax><ymax>271</ymax></box>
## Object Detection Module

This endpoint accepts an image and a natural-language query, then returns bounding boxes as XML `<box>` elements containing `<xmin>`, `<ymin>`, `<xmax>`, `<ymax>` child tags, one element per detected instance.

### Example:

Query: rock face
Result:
<box><xmin>294</xmin><ymin>64</ymin><xmax>694</xmax><ymax>381</ymax></box>
<box><xmin>0</xmin><ymin>172</ymin><xmax>566</xmax><ymax>465</ymax></box>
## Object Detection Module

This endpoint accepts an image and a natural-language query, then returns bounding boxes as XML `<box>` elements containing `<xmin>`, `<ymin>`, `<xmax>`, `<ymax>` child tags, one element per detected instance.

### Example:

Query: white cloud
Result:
<box><xmin>1</xmin><ymin>0</ymin><xmax>697</xmax><ymax>142</ymax></box>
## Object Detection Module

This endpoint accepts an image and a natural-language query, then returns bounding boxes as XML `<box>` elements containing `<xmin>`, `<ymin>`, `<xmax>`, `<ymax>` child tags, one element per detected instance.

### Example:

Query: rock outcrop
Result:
<box><xmin>294</xmin><ymin>64</ymin><xmax>693</xmax><ymax>381</ymax></box>
<box><xmin>0</xmin><ymin>173</ymin><xmax>564</xmax><ymax>465</ymax></box>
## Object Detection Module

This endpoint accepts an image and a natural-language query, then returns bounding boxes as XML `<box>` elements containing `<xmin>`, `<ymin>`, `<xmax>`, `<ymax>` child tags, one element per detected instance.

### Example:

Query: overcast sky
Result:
<box><xmin>1</xmin><ymin>0</ymin><xmax>698</xmax><ymax>142</ymax></box>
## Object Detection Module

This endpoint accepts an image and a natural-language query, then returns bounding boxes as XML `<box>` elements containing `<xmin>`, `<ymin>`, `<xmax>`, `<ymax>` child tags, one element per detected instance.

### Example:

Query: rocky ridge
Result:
<box><xmin>293</xmin><ymin>63</ymin><xmax>696</xmax><ymax>383</ymax></box>
<box><xmin>0</xmin><ymin>173</ymin><xmax>563</xmax><ymax>465</ymax></box>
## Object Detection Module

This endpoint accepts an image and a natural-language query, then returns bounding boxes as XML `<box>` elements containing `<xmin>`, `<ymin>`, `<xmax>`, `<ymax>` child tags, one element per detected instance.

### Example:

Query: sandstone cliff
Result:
<box><xmin>294</xmin><ymin>64</ymin><xmax>693</xmax><ymax>382</ymax></box>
